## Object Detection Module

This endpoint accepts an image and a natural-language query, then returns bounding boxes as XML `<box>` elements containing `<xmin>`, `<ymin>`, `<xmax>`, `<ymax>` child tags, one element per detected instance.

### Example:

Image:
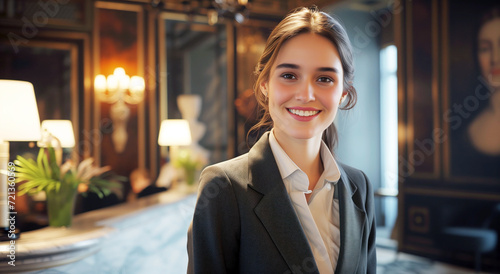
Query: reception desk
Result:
<box><xmin>0</xmin><ymin>189</ymin><xmax>197</xmax><ymax>273</ymax></box>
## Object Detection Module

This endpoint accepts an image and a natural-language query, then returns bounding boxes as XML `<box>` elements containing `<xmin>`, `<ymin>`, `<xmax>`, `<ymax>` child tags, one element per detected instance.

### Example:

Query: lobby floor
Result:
<box><xmin>375</xmin><ymin>226</ymin><xmax>481</xmax><ymax>274</ymax></box>
<box><xmin>376</xmin><ymin>246</ymin><xmax>478</xmax><ymax>274</ymax></box>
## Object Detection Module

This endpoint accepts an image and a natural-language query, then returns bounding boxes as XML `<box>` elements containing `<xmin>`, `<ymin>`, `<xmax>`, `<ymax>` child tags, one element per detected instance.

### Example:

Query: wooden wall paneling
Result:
<box><xmin>441</xmin><ymin>0</ymin><xmax>450</xmax><ymax>181</ymax></box>
<box><xmin>403</xmin><ymin>195</ymin><xmax>442</xmax><ymax>257</ymax></box>
<box><xmin>399</xmin><ymin>0</ymin><xmax>442</xmax><ymax>256</ymax></box>
<box><xmin>395</xmin><ymin>0</ymin><xmax>407</xmax><ymax>248</ymax></box>
<box><xmin>147</xmin><ymin>6</ymin><xmax>159</xmax><ymax>178</ymax></box>
<box><xmin>0</xmin><ymin>0</ymin><xmax>92</xmax><ymax>31</ymax></box>
<box><xmin>93</xmin><ymin>1</ymin><xmax>145</xmax><ymax>180</ymax></box>
<box><xmin>405</xmin><ymin>0</ymin><xmax>441</xmax><ymax>180</ymax></box>
<box><xmin>226</xmin><ymin>22</ymin><xmax>236</xmax><ymax>158</ymax></box>
<box><xmin>157</xmin><ymin>12</ymin><xmax>168</xmax><ymax>163</ymax></box>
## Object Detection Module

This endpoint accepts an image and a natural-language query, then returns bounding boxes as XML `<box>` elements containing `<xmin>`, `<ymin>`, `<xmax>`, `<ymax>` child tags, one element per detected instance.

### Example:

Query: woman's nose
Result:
<box><xmin>494</xmin><ymin>42</ymin><xmax>500</xmax><ymax>65</ymax></box>
<box><xmin>295</xmin><ymin>81</ymin><xmax>315</xmax><ymax>102</ymax></box>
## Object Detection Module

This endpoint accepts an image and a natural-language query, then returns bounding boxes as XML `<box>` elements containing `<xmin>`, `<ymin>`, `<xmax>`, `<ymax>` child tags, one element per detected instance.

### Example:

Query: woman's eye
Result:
<box><xmin>478</xmin><ymin>46</ymin><xmax>490</xmax><ymax>53</ymax></box>
<box><xmin>478</xmin><ymin>42</ymin><xmax>491</xmax><ymax>53</ymax></box>
<box><xmin>318</xmin><ymin>76</ymin><xmax>333</xmax><ymax>83</ymax></box>
<box><xmin>281</xmin><ymin>73</ymin><xmax>296</xmax><ymax>80</ymax></box>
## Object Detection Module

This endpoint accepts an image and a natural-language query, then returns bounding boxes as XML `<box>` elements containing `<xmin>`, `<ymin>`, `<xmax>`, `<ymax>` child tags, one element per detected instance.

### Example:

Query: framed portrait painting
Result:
<box><xmin>444</xmin><ymin>0</ymin><xmax>500</xmax><ymax>183</ymax></box>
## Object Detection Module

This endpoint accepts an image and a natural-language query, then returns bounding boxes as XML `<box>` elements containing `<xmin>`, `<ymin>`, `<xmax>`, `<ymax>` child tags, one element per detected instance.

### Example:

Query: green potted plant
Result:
<box><xmin>15</xmin><ymin>147</ymin><xmax>124</xmax><ymax>227</ymax></box>
<box><xmin>173</xmin><ymin>149</ymin><xmax>205</xmax><ymax>186</ymax></box>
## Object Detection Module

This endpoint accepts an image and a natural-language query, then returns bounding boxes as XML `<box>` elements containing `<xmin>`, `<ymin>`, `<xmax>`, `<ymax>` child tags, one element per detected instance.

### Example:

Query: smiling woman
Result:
<box><xmin>187</xmin><ymin>6</ymin><xmax>376</xmax><ymax>274</ymax></box>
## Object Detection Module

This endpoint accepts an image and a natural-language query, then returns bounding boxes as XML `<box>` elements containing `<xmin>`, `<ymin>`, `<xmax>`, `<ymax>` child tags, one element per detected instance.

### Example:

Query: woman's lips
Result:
<box><xmin>491</xmin><ymin>67</ymin><xmax>500</xmax><ymax>76</ymax></box>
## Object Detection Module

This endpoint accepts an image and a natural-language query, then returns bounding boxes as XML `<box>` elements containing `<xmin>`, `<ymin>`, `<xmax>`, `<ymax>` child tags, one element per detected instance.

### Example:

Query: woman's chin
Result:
<box><xmin>286</xmin><ymin>128</ymin><xmax>322</xmax><ymax>141</ymax></box>
<box><xmin>486</xmin><ymin>74</ymin><xmax>500</xmax><ymax>89</ymax></box>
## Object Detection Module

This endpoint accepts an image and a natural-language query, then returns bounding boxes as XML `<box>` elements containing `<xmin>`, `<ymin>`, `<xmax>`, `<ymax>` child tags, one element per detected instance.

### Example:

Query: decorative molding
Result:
<box><xmin>408</xmin><ymin>206</ymin><xmax>429</xmax><ymax>234</ymax></box>
<box><xmin>405</xmin><ymin>187</ymin><xmax>500</xmax><ymax>201</ymax></box>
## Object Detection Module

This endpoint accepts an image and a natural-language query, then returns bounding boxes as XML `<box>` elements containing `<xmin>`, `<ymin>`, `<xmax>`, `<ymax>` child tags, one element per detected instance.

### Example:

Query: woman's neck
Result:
<box><xmin>273</xmin><ymin>130</ymin><xmax>324</xmax><ymax>190</ymax></box>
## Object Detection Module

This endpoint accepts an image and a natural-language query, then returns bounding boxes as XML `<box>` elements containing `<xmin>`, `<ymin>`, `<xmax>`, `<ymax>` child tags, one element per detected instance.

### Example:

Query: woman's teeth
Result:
<box><xmin>288</xmin><ymin>109</ymin><xmax>320</xmax><ymax>117</ymax></box>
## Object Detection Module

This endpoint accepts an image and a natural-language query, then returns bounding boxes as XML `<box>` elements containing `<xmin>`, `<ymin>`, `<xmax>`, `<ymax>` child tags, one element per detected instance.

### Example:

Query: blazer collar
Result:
<box><xmin>248</xmin><ymin>132</ymin><xmax>320</xmax><ymax>273</ymax></box>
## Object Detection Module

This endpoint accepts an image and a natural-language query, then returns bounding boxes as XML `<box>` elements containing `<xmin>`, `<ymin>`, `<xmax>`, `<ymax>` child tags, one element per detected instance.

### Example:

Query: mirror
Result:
<box><xmin>160</xmin><ymin>13</ymin><xmax>229</xmax><ymax>164</ymax></box>
<box><xmin>0</xmin><ymin>40</ymin><xmax>79</xmax><ymax>160</ymax></box>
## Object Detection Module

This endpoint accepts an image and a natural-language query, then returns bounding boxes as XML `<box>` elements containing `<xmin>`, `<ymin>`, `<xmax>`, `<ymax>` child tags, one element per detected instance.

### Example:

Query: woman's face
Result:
<box><xmin>478</xmin><ymin>18</ymin><xmax>500</xmax><ymax>88</ymax></box>
<box><xmin>261</xmin><ymin>33</ymin><xmax>345</xmax><ymax>142</ymax></box>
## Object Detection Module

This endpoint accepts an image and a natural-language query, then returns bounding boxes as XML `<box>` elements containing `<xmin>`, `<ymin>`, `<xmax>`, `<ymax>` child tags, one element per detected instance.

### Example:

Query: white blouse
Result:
<box><xmin>269</xmin><ymin>130</ymin><xmax>341</xmax><ymax>273</ymax></box>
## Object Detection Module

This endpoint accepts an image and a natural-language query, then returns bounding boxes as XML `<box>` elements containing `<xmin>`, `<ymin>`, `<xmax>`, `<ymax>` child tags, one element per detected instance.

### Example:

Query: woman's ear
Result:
<box><xmin>260</xmin><ymin>81</ymin><xmax>268</xmax><ymax>97</ymax></box>
<box><xmin>340</xmin><ymin>91</ymin><xmax>348</xmax><ymax>104</ymax></box>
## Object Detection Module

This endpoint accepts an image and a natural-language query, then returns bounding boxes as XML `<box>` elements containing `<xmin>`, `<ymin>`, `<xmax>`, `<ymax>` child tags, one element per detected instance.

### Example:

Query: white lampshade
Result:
<box><xmin>0</xmin><ymin>80</ymin><xmax>41</xmax><ymax>142</ymax></box>
<box><xmin>158</xmin><ymin>119</ymin><xmax>192</xmax><ymax>146</ymax></box>
<box><xmin>40</xmin><ymin>120</ymin><xmax>76</xmax><ymax>148</ymax></box>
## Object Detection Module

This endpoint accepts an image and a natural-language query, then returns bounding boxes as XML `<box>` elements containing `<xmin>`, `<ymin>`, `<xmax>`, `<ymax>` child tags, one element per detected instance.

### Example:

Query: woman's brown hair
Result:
<box><xmin>250</xmin><ymin>6</ymin><xmax>357</xmax><ymax>153</ymax></box>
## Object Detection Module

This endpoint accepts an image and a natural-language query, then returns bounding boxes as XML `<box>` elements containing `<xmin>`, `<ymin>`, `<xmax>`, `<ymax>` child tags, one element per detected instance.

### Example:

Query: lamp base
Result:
<box><xmin>0</xmin><ymin>227</ymin><xmax>20</xmax><ymax>241</ymax></box>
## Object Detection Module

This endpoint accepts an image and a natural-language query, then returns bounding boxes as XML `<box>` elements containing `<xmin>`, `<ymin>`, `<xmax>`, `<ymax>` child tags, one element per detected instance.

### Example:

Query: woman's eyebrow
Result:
<box><xmin>276</xmin><ymin>63</ymin><xmax>299</xmax><ymax>69</ymax></box>
<box><xmin>318</xmin><ymin>67</ymin><xmax>339</xmax><ymax>73</ymax></box>
<box><xmin>276</xmin><ymin>63</ymin><xmax>339</xmax><ymax>73</ymax></box>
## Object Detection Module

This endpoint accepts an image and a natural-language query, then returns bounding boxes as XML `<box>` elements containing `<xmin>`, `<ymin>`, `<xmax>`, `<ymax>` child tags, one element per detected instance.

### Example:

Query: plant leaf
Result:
<box><xmin>47</xmin><ymin>147</ymin><xmax>60</xmax><ymax>179</ymax></box>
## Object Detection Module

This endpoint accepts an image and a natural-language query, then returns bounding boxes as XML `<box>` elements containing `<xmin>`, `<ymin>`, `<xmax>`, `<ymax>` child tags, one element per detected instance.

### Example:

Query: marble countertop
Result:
<box><xmin>0</xmin><ymin>187</ymin><xmax>197</xmax><ymax>273</ymax></box>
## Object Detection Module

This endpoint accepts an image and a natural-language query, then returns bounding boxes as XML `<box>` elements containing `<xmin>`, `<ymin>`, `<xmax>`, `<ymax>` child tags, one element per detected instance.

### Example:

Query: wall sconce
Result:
<box><xmin>94</xmin><ymin>67</ymin><xmax>145</xmax><ymax>153</ymax></box>
<box><xmin>0</xmin><ymin>80</ymin><xmax>41</xmax><ymax>240</ymax></box>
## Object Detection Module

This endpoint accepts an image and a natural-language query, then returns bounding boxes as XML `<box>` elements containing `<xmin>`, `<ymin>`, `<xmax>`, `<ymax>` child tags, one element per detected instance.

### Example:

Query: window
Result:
<box><xmin>380</xmin><ymin>44</ymin><xmax>398</xmax><ymax>231</ymax></box>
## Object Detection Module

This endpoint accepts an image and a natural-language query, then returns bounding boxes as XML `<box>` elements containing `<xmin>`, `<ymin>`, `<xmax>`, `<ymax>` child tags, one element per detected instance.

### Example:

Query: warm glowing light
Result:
<box><xmin>158</xmin><ymin>119</ymin><xmax>192</xmax><ymax>146</ymax></box>
<box><xmin>40</xmin><ymin>120</ymin><xmax>76</xmax><ymax>148</ymax></box>
<box><xmin>130</xmin><ymin>76</ymin><xmax>145</xmax><ymax>94</ymax></box>
<box><xmin>107</xmin><ymin>74</ymin><xmax>119</xmax><ymax>92</ymax></box>
<box><xmin>118</xmin><ymin>74</ymin><xmax>130</xmax><ymax>90</ymax></box>
<box><xmin>0</xmin><ymin>80</ymin><xmax>41</xmax><ymax>142</ymax></box>
<box><xmin>113</xmin><ymin>67</ymin><xmax>126</xmax><ymax>78</ymax></box>
<box><xmin>94</xmin><ymin>74</ymin><xmax>107</xmax><ymax>93</ymax></box>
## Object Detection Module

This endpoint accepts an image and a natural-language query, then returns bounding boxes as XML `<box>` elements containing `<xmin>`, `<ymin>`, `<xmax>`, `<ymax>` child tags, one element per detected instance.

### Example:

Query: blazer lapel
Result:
<box><xmin>335</xmin><ymin>165</ymin><xmax>367</xmax><ymax>274</ymax></box>
<box><xmin>248</xmin><ymin>132</ymin><xmax>319</xmax><ymax>273</ymax></box>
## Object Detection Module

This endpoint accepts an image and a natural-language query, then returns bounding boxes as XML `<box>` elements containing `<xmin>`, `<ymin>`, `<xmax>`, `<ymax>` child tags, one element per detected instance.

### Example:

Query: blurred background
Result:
<box><xmin>0</xmin><ymin>0</ymin><xmax>499</xmax><ymax>273</ymax></box>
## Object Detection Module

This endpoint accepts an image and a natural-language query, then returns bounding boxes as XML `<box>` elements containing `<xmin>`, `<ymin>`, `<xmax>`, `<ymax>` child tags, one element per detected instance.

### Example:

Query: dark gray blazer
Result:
<box><xmin>187</xmin><ymin>132</ymin><xmax>376</xmax><ymax>273</ymax></box>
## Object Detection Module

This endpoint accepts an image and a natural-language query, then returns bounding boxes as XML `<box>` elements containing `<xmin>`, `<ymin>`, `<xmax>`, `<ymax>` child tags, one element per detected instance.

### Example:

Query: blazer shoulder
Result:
<box><xmin>199</xmin><ymin>154</ymin><xmax>249</xmax><ymax>188</ymax></box>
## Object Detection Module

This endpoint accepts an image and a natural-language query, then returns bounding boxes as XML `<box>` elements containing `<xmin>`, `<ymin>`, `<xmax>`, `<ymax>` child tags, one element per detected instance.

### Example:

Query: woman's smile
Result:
<box><xmin>287</xmin><ymin>107</ymin><xmax>321</xmax><ymax>120</ymax></box>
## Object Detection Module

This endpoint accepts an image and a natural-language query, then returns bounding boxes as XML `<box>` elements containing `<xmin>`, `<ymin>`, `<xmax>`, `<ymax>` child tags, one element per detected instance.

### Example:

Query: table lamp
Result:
<box><xmin>0</xmin><ymin>80</ymin><xmax>41</xmax><ymax>241</ymax></box>
<box><xmin>158</xmin><ymin>119</ymin><xmax>192</xmax><ymax>162</ymax></box>
<box><xmin>39</xmin><ymin>120</ymin><xmax>76</xmax><ymax>149</ymax></box>
<box><xmin>38</xmin><ymin>120</ymin><xmax>76</xmax><ymax>166</ymax></box>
